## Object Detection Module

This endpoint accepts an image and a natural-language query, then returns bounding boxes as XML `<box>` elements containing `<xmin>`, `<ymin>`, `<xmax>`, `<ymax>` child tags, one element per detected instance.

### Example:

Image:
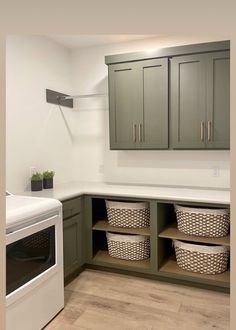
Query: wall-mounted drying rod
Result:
<box><xmin>46</xmin><ymin>89</ymin><xmax>106</xmax><ymax>108</ymax></box>
<box><xmin>62</xmin><ymin>93</ymin><xmax>106</xmax><ymax>100</ymax></box>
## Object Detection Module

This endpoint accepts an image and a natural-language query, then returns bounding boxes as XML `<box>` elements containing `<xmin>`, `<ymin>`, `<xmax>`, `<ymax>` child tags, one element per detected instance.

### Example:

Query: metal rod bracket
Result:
<box><xmin>46</xmin><ymin>89</ymin><xmax>73</xmax><ymax>108</ymax></box>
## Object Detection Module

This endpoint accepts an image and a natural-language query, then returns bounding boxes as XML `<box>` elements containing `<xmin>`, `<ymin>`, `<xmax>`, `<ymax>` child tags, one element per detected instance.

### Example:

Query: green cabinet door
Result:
<box><xmin>206</xmin><ymin>51</ymin><xmax>230</xmax><ymax>149</ymax></box>
<box><xmin>138</xmin><ymin>58</ymin><xmax>169</xmax><ymax>149</ymax></box>
<box><xmin>171</xmin><ymin>52</ymin><xmax>230</xmax><ymax>150</ymax></box>
<box><xmin>63</xmin><ymin>214</ymin><xmax>81</xmax><ymax>279</ymax></box>
<box><xmin>108</xmin><ymin>59</ymin><xmax>168</xmax><ymax>149</ymax></box>
<box><xmin>170</xmin><ymin>54</ymin><xmax>207</xmax><ymax>149</ymax></box>
<box><xmin>109</xmin><ymin>62</ymin><xmax>139</xmax><ymax>149</ymax></box>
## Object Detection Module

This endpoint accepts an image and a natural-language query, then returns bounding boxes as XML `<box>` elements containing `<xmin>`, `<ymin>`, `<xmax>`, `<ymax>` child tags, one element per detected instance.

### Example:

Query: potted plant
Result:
<box><xmin>43</xmin><ymin>170</ymin><xmax>55</xmax><ymax>189</ymax></box>
<box><xmin>31</xmin><ymin>172</ymin><xmax>43</xmax><ymax>191</ymax></box>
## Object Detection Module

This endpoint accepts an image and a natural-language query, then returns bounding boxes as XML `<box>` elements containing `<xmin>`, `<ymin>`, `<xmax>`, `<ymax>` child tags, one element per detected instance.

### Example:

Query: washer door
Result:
<box><xmin>6</xmin><ymin>225</ymin><xmax>55</xmax><ymax>296</ymax></box>
<box><xmin>6</xmin><ymin>212</ymin><xmax>62</xmax><ymax>306</ymax></box>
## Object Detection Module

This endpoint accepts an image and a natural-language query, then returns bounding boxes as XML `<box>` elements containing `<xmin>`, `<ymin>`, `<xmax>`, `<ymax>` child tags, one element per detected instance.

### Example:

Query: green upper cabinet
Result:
<box><xmin>138</xmin><ymin>59</ymin><xmax>169</xmax><ymax>149</ymax></box>
<box><xmin>106</xmin><ymin>41</ymin><xmax>230</xmax><ymax>150</ymax></box>
<box><xmin>108</xmin><ymin>58</ymin><xmax>169</xmax><ymax>149</ymax></box>
<box><xmin>206</xmin><ymin>52</ymin><xmax>230</xmax><ymax>149</ymax></box>
<box><xmin>108</xmin><ymin>62</ymin><xmax>139</xmax><ymax>149</ymax></box>
<box><xmin>170</xmin><ymin>51</ymin><xmax>230</xmax><ymax>149</ymax></box>
<box><xmin>170</xmin><ymin>54</ymin><xmax>207</xmax><ymax>149</ymax></box>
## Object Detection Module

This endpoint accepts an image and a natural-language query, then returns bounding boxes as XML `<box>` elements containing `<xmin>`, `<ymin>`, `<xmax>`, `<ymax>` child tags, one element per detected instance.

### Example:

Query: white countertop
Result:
<box><xmin>14</xmin><ymin>181</ymin><xmax>230</xmax><ymax>205</ymax></box>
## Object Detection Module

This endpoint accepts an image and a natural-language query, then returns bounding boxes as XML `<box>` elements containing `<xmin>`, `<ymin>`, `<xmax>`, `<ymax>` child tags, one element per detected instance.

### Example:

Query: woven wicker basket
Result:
<box><xmin>105</xmin><ymin>200</ymin><xmax>150</xmax><ymax>228</ymax></box>
<box><xmin>173</xmin><ymin>240</ymin><xmax>230</xmax><ymax>274</ymax></box>
<box><xmin>106</xmin><ymin>232</ymin><xmax>150</xmax><ymax>260</ymax></box>
<box><xmin>175</xmin><ymin>205</ymin><xmax>230</xmax><ymax>238</ymax></box>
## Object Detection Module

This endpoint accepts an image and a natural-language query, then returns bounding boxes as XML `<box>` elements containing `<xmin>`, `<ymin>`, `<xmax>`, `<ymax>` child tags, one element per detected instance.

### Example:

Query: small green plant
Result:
<box><xmin>43</xmin><ymin>170</ymin><xmax>55</xmax><ymax>179</ymax></box>
<box><xmin>31</xmin><ymin>172</ymin><xmax>43</xmax><ymax>181</ymax></box>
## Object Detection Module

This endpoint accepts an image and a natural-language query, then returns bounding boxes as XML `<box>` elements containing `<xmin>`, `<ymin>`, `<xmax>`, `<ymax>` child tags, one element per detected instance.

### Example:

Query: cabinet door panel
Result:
<box><xmin>109</xmin><ymin>63</ymin><xmax>139</xmax><ymax>149</ymax></box>
<box><xmin>171</xmin><ymin>55</ymin><xmax>207</xmax><ymax>149</ymax></box>
<box><xmin>63</xmin><ymin>214</ymin><xmax>81</xmax><ymax>278</ymax></box>
<box><xmin>206</xmin><ymin>51</ymin><xmax>230</xmax><ymax>149</ymax></box>
<box><xmin>138</xmin><ymin>58</ymin><xmax>168</xmax><ymax>149</ymax></box>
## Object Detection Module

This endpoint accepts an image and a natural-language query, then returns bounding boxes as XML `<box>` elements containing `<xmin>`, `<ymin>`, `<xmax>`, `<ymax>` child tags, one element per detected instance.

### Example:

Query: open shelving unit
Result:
<box><xmin>156</xmin><ymin>203</ymin><xmax>230</xmax><ymax>288</ymax></box>
<box><xmin>84</xmin><ymin>195</ymin><xmax>230</xmax><ymax>292</ymax></box>
<box><xmin>91</xmin><ymin>197</ymin><xmax>151</xmax><ymax>271</ymax></box>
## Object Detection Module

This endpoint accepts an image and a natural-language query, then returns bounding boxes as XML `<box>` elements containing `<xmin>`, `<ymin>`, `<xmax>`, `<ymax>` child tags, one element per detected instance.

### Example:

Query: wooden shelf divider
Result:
<box><xmin>158</xmin><ymin>223</ymin><xmax>230</xmax><ymax>246</ymax></box>
<box><xmin>93</xmin><ymin>219</ymin><xmax>151</xmax><ymax>236</ymax></box>
<box><xmin>93</xmin><ymin>250</ymin><xmax>150</xmax><ymax>269</ymax></box>
<box><xmin>159</xmin><ymin>256</ymin><xmax>230</xmax><ymax>285</ymax></box>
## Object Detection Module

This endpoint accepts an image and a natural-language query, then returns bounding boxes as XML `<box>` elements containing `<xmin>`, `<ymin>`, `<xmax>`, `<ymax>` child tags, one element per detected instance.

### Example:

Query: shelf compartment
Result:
<box><xmin>159</xmin><ymin>223</ymin><xmax>230</xmax><ymax>246</ymax></box>
<box><xmin>93</xmin><ymin>219</ymin><xmax>151</xmax><ymax>236</ymax></box>
<box><xmin>159</xmin><ymin>256</ymin><xmax>230</xmax><ymax>285</ymax></box>
<box><xmin>93</xmin><ymin>249</ymin><xmax>150</xmax><ymax>270</ymax></box>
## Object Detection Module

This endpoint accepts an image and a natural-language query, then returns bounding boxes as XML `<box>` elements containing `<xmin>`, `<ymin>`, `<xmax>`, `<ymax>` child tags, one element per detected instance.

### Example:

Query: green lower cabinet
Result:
<box><xmin>63</xmin><ymin>213</ymin><xmax>82</xmax><ymax>279</ymax></box>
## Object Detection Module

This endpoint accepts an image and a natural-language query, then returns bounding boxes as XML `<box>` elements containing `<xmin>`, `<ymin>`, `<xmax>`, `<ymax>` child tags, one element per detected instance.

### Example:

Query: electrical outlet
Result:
<box><xmin>212</xmin><ymin>167</ymin><xmax>220</xmax><ymax>177</ymax></box>
<box><xmin>99</xmin><ymin>164</ymin><xmax>104</xmax><ymax>174</ymax></box>
<box><xmin>30</xmin><ymin>167</ymin><xmax>37</xmax><ymax>177</ymax></box>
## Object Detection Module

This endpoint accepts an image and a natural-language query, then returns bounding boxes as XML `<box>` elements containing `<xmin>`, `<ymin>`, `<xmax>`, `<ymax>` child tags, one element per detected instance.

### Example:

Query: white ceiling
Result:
<box><xmin>47</xmin><ymin>35</ymin><xmax>159</xmax><ymax>49</ymax></box>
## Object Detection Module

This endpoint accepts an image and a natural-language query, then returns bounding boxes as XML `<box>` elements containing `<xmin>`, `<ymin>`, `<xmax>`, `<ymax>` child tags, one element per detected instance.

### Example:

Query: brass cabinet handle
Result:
<box><xmin>200</xmin><ymin>121</ymin><xmax>204</xmax><ymax>141</ymax></box>
<box><xmin>133</xmin><ymin>124</ymin><xmax>136</xmax><ymax>142</ymax></box>
<box><xmin>138</xmin><ymin>124</ymin><xmax>142</xmax><ymax>142</ymax></box>
<box><xmin>207</xmin><ymin>121</ymin><xmax>212</xmax><ymax>141</ymax></box>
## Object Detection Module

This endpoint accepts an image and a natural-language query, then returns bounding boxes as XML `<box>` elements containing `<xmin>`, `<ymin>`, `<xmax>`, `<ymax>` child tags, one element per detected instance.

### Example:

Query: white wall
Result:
<box><xmin>6</xmin><ymin>35</ymin><xmax>230</xmax><ymax>191</ymax></box>
<box><xmin>6</xmin><ymin>35</ymin><xmax>74</xmax><ymax>192</ymax></box>
<box><xmin>70</xmin><ymin>36</ymin><xmax>230</xmax><ymax>188</ymax></box>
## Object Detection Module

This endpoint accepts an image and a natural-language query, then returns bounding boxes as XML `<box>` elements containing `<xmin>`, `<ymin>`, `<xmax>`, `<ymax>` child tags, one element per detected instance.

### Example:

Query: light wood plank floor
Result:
<box><xmin>45</xmin><ymin>269</ymin><xmax>230</xmax><ymax>330</ymax></box>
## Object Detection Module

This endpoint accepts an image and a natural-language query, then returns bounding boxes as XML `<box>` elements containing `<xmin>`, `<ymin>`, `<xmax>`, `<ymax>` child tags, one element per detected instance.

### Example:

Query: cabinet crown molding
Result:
<box><xmin>105</xmin><ymin>40</ymin><xmax>230</xmax><ymax>65</ymax></box>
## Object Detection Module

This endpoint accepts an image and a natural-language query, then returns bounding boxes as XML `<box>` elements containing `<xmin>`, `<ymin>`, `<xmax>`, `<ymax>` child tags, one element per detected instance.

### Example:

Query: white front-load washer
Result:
<box><xmin>6</xmin><ymin>194</ymin><xmax>64</xmax><ymax>330</ymax></box>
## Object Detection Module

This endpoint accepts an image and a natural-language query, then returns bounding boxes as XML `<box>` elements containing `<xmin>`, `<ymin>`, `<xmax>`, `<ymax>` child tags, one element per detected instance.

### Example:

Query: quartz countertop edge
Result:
<box><xmin>14</xmin><ymin>181</ymin><xmax>230</xmax><ymax>205</ymax></box>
